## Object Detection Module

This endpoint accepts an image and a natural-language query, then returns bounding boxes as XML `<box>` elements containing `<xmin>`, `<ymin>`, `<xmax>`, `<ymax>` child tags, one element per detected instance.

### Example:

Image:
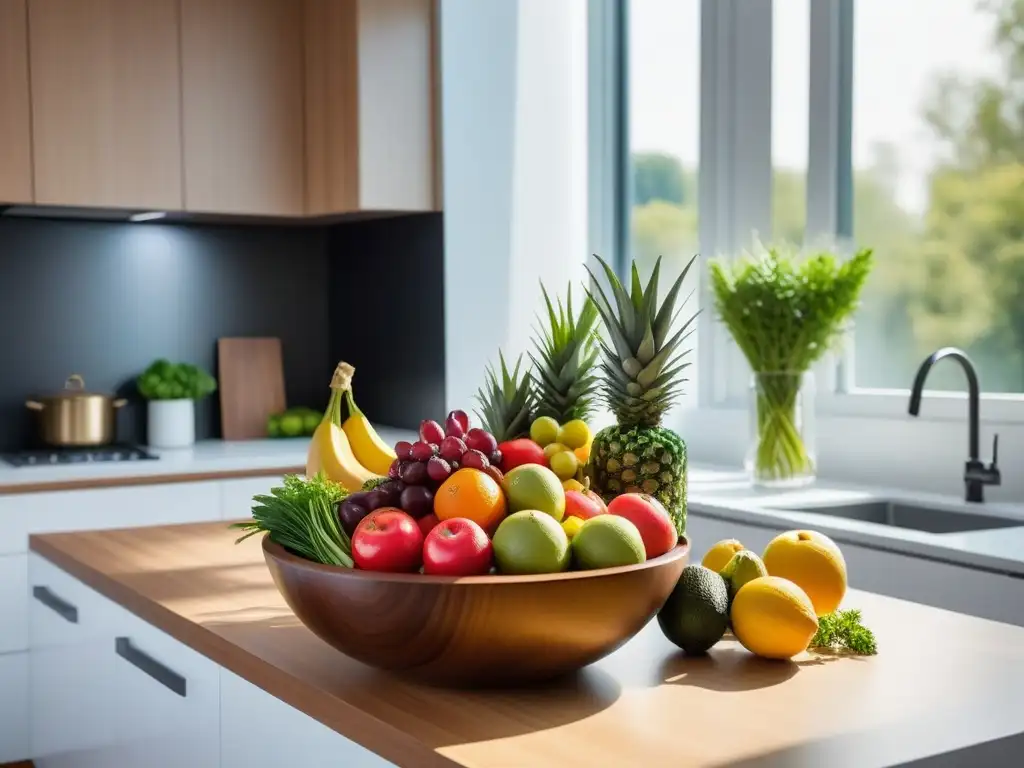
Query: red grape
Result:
<box><xmin>419</xmin><ymin>419</ymin><xmax>445</xmax><ymax>444</ymax></box>
<box><xmin>449</xmin><ymin>409</ymin><xmax>470</xmax><ymax>432</ymax></box>
<box><xmin>387</xmin><ymin>459</ymin><xmax>402</xmax><ymax>480</ymax></box>
<box><xmin>426</xmin><ymin>455</ymin><xmax>452</xmax><ymax>483</ymax></box>
<box><xmin>410</xmin><ymin>441</ymin><xmax>437</xmax><ymax>461</ymax></box>
<box><xmin>400</xmin><ymin>485</ymin><xmax>435</xmax><ymax>518</ymax></box>
<box><xmin>394</xmin><ymin>440</ymin><xmax>414</xmax><ymax>460</ymax></box>
<box><xmin>483</xmin><ymin>465</ymin><xmax>504</xmax><ymax>486</ymax></box>
<box><xmin>461</xmin><ymin>449</ymin><xmax>490</xmax><ymax>470</ymax></box>
<box><xmin>465</xmin><ymin>428</ymin><xmax>498</xmax><ymax>455</ymax></box>
<box><xmin>489</xmin><ymin>449</ymin><xmax>503</xmax><ymax>467</ymax></box>
<box><xmin>444</xmin><ymin>414</ymin><xmax>466</xmax><ymax>438</ymax></box>
<box><xmin>440</xmin><ymin>436</ymin><xmax>467</xmax><ymax>461</ymax></box>
<box><xmin>400</xmin><ymin>460</ymin><xmax>429</xmax><ymax>486</ymax></box>
<box><xmin>338</xmin><ymin>500</ymin><xmax>370</xmax><ymax>536</ymax></box>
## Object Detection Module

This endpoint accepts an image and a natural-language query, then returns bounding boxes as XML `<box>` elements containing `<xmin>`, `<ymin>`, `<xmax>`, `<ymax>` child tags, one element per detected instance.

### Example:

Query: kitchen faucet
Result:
<box><xmin>908</xmin><ymin>347</ymin><xmax>1001</xmax><ymax>503</ymax></box>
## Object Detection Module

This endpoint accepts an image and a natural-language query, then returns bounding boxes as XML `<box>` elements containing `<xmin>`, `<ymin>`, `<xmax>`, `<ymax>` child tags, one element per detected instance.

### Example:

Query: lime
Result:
<box><xmin>493</xmin><ymin>511</ymin><xmax>570</xmax><ymax>574</ymax></box>
<box><xmin>279</xmin><ymin>414</ymin><xmax>303</xmax><ymax>437</ymax></box>
<box><xmin>267</xmin><ymin>413</ymin><xmax>282</xmax><ymax>438</ymax></box>
<box><xmin>572</xmin><ymin>516</ymin><xmax>645</xmax><ymax>570</ymax></box>
<box><xmin>543</xmin><ymin>442</ymin><xmax>569</xmax><ymax>461</ymax></box>
<box><xmin>549</xmin><ymin>450</ymin><xmax>579</xmax><ymax>480</ymax></box>
<box><xmin>502</xmin><ymin>464</ymin><xmax>566</xmax><ymax>521</ymax></box>
<box><xmin>561</xmin><ymin>515</ymin><xmax>585</xmax><ymax>540</ymax></box>
<box><xmin>720</xmin><ymin>550</ymin><xmax>769</xmax><ymax>600</ymax></box>
<box><xmin>530</xmin><ymin>416</ymin><xmax>560</xmax><ymax>447</ymax></box>
<box><xmin>301</xmin><ymin>410</ymin><xmax>321</xmax><ymax>435</ymax></box>
<box><xmin>557</xmin><ymin>419</ymin><xmax>591</xmax><ymax>450</ymax></box>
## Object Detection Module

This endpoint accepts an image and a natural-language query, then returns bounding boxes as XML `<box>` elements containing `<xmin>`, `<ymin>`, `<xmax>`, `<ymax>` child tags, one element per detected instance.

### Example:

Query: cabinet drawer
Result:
<box><xmin>0</xmin><ymin>651</ymin><xmax>29</xmax><ymax>763</ymax></box>
<box><xmin>0</xmin><ymin>481</ymin><xmax>222</xmax><ymax>555</ymax></box>
<box><xmin>221</xmin><ymin>476</ymin><xmax>286</xmax><ymax>521</ymax></box>
<box><xmin>0</xmin><ymin>554</ymin><xmax>28</xmax><ymax>653</ymax></box>
<box><xmin>29</xmin><ymin>552</ymin><xmax>122</xmax><ymax>647</ymax></box>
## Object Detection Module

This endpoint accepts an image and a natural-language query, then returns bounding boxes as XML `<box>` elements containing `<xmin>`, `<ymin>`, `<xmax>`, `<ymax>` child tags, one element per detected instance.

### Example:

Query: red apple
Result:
<box><xmin>351</xmin><ymin>508</ymin><xmax>424</xmax><ymax>572</ymax></box>
<box><xmin>564</xmin><ymin>490</ymin><xmax>606</xmax><ymax>521</ymax></box>
<box><xmin>607</xmin><ymin>493</ymin><xmax>676</xmax><ymax>559</ymax></box>
<box><xmin>422</xmin><ymin>518</ymin><xmax>494</xmax><ymax>576</ymax></box>
<box><xmin>497</xmin><ymin>438</ymin><xmax>546</xmax><ymax>472</ymax></box>
<box><xmin>416</xmin><ymin>513</ymin><xmax>441</xmax><ymax>538</ymax></box>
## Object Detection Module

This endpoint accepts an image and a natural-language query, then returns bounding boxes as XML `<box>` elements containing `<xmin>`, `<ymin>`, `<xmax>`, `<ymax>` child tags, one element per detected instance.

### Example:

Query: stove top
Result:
<box><xmin>0</xmin><ymin>445</ymin><xmax>160</xmax><ymax>467</ymax></box>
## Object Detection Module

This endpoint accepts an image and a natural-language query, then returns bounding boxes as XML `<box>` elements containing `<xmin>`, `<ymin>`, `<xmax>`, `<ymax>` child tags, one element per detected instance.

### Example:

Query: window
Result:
<box><xmin>849</xmin><ymin>0</ymin><xmax>1024</xmax><ymax>394</ymax></box>
<box><xmin>772</xmin><ymin>0</ymin><xmax>809</xmax><ymax>246</ymax></box>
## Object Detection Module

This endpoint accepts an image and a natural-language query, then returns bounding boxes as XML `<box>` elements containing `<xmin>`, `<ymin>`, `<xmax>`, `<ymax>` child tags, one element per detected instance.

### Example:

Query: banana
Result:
<box><xmin>306</xmin><ymin>419</ymin><xmax>377</xmax><ymax>491</ymax></box>
<box><xmin>342</xmin><ymin>389</ymin><xmax>396</xmax><ymax>475</ymax></box>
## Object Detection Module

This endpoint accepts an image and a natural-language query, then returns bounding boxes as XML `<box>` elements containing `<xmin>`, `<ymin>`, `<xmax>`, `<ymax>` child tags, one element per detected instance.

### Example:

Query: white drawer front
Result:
<box><xmin>29</xmin><ymin>553</ymin><xmax>123</xmax><ymax>647</ymax></box>
<box><xmin>0</xmin><ymin>651</ymin><xmax>30</xmax><ymax>763</ymax></box>
<box><xmin>0</xmin><ymin>481</ymin><xmax>222</xmax><ymax>555</ymax></box>
<box><xmin>221</xmin><ymin>476</ymin><xmax>286</xmax><ymax>521</ymax></box>
<box><xmin>0</xmin><ymin>554</ymin><xmax>28</xmax><ymax>653</ymax></box>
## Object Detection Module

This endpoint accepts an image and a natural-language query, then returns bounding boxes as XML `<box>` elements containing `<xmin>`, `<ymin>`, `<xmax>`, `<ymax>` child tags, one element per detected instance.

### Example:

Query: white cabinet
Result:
<box><xmin>0</xmin><ymin>651</ymin><xmax>29</xmax><ymax>763</ymax></box>
<box><xmin>220</xmin><ymin>475</ymin><xmax>285</xmax><ymax>521</ymax></box>
<box><xmin>0</xmin><ymin>553</ymin><xmax>27</xmax><ymax>652</ymax></box>
<box><xmin>221</xmin><ymin>668</ymin><xmax>394</xmax><ymax>768</ymax></box>
<box><xmin>107</xmin><ymin>611</ymin><xmax>220</xmax><ymax>768</ymax></box>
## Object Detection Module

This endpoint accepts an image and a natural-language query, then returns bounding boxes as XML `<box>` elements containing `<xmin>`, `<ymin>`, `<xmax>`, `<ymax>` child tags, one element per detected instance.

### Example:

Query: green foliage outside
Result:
<box><xmin>631</xmin><ymin>0</ymin><xmax>1024</xmax><ymax>393</ymax></box>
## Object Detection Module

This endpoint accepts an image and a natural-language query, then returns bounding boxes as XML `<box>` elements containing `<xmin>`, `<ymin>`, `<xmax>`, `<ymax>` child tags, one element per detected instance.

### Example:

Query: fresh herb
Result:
<box><xmin>137</xmin><ymin>358</ymin><xmax>218</xmax><ymax>401</ymax></box>
<box><xmin>231</xmin><ymin>472</ymin><xmax>353</xmax><ymax>567</ymax></box>
<box><xmin>809</xmin><ymin>609</ymin><xmax>878</xmax><ymax>655</ymax></box>
<box><xmin>709</xmin><ymin>245</ymin><xmax>874</xmax><ymax>481</ymax></box>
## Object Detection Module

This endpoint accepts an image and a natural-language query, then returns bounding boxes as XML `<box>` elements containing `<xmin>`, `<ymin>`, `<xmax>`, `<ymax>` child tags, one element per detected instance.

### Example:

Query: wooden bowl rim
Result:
<box><xmin>263</xmin><ymin>533</ymin><xmax>690</xmax><ymax>585</ymax></box>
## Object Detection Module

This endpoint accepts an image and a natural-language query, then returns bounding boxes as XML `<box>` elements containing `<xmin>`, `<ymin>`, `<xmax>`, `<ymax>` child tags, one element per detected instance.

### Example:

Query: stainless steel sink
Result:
<box><xmin>762</xmin><ymin>500</ymin><xmax>1024</xmax><ymax>534</ymax></box>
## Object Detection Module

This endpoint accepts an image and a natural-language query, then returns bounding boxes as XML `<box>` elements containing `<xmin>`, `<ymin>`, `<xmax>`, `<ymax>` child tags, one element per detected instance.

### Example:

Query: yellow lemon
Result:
<box><xmin>701</xmin><ymin>539</ymin><xmax>745</xmax><ymax>572</ymax></box>
<box><xmin>762</xmin><ymin>530</ymin><xmax>847</xmax><ymax>616</ymax></box>
<box><xmin>562</xmin><ymin>478</ymin><xmax>586</xmax><ymax>493</ymax></box>
<box><xmin>556</xmin><ymin>419</ymin><xmax>591</xmax><ymax>450</ymax></box>
<box><xmin>543</xmin><ymin>442</ymin><xmax>570</xmax><ymax>460</ymax></box>
<box><xmin>561</xmin><ymin>515</ymin><xmax>585</xmax><ymax>540</ymax></box>
<box><xmin>731</xmin><ymin>577</ymin><xmax>818</xmax><ymax>660</ymax></box>
<box><xmin>530</xmin><ymin>416</ymin><xmax>560</xmax><ymax>447</ymax></box>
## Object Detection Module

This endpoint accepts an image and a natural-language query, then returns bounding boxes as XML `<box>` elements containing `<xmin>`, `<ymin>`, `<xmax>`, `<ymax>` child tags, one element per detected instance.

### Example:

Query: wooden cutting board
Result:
<box><xmin>216</xmin><ymin>337</ymin><xmax>286</xmax><ymax>440</ymax></box>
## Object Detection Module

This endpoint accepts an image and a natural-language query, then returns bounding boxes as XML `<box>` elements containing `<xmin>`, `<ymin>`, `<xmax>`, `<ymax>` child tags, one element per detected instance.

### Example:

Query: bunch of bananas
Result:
<box><xmin>306</xmin><ymin>362</ymin><xmax>395</xmax><ymax>490</ymax></box>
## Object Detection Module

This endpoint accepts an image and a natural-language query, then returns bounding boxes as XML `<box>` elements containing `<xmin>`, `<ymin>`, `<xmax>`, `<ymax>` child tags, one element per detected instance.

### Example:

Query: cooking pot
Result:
<box><xmin>25</xmin><ymin>374</ymin><xmax>127</xmax><ymax>447</ymax></box>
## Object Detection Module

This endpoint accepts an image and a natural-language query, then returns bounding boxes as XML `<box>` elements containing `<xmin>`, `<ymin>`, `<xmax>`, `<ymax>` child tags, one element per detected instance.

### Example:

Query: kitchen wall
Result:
<box><xmin>0</xmin><ymin>217</ymin><xmax>330</xmax><ymax>450</ymax></box>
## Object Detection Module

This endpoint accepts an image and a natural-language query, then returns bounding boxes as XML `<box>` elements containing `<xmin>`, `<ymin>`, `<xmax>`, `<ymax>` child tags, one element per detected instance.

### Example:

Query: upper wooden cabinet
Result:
<box><xmin>27</xmin><ymin>0</ymin><xmax>183</xmax><ymax>209</ymax></box>
<box><xmin>304</xmin><ymin>0</ymin><xmax>437</xmax><ymax>215</ymax></box>
<box><xmin>0</xmin><ymin>0</ymin><xmax>34</xmax><ymax>203</ymax></box>
<box><xmin>180</xmin><ymin>0</ymin><xmax>306</xmax><ymax>216</ymax></box>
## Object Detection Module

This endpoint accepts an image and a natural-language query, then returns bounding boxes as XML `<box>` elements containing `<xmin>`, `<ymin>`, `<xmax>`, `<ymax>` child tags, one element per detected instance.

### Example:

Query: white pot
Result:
<box><xmin>147</xmin><ymin>399</ymin><xmax>196</xmax><ymax>448</ymax></box>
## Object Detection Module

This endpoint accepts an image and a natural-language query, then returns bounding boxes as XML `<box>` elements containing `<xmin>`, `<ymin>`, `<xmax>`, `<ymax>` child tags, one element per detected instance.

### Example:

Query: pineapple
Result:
<box><xmin>530</xmin><ymin>282</ymin><xmax>600</xmax><ymax>424</ymax></box>
<box><xmin>584</xmin><ymin>255</ymin><xmax>699</xmax><ymax>536</ymax></box>
<box><xmin>474</xmin><ymin>351</ymin><xmax>536</xmax><ymax>443</ymax></box>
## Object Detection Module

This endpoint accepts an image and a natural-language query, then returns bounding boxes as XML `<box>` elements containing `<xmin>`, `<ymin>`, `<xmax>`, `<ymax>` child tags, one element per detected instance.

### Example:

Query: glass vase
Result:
<box><xmin>745</xmin><ymin>371</ymin><xmax>816</xmax><ymax>488</ymax></box>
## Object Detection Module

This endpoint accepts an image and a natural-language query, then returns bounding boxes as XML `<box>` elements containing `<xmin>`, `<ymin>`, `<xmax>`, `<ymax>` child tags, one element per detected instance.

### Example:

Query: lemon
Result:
<box><xmin>562</xmin><ymin>478</ymin><xmax>585</xmax><ymax>493</ymax></box>
<box><xmin>556</xmin><ymin>419</ymin><xmax>591</xmax><ymax>450</ymax></box>
<box><xmin>549</xmin><ymin>450</ymin><xmax>579</xmax><ymax>480</ymax></box>
<box><xmin>543</xmin><ymin>442</ymin><xmax>569</xmax><ymax>460</ymax></box>
<box><xmin>762</xmin><ymin>530</ymin><xmax>847</xmax><ymax>616</ymax></box>
<box><xmin>530</xmin><ymin>417</ymin><xmax>560</xmax><ymax>447</ymax></box>
<box><xmin>561</xmin><ymin>515</ymin><xmax>585</xmax><ymax>540</ymax></box>
<box><xmin>702</xmin><ymin>539</ymin><xmax>745</xmax><ymax>572</ymax></box>
<box><xmin>731</xmin><ymin>576</ymin><xmax>819</xmax><ymax>660</ymax></box>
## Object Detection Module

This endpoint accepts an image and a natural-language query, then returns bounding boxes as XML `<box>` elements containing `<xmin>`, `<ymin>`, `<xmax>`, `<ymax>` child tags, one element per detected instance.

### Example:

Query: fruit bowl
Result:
<box><xmin>263</xmin><ymin>534</ymin><xmax>690</xmax><ymax>687</ymax></box>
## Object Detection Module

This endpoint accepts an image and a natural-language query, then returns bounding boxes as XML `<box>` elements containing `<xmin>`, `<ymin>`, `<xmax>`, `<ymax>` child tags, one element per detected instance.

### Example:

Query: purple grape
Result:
<box><xmin>461</xmin><ymin>449</ymin><xmax>490</xmax><ymax>470</ymax></box>
<box><xmin>400</xmin><ymin>485</ymin><xmax>435</xmax><ymax>519</ymax></box>
<box><xmin>489</xmin><ymin>449</ymin><xmax>503</xmax><ymax>467</ymax></box>
<box><xmin>338</xmin><ymin>501</ymin><xmax>370</xmax><ymax>536</ymax></box>
<box><xmin>440</xmin><ymin>435</ymin><xmax>467</xmax><ymax>462</ymax></box>
<box><xmin>364</xmin><ymin>489</ymin><xmax>389</xmax><ymax>510</ymax></box>
<box><xmin>347</xmin><ymin>491</ymin><xmax>371</xmax><ymax>507</ymax></box>
<box><xmin>395</xmin><ymin>441</ymin><xmax>414</xmax><ymax>460</ymax></box>
<box><xmin>376</xmin><ymin>480</ymin><xmax>405</xmax><ymax>507</ymax></box>
<box><xmin>426</xmin><ymin>455</ymin><xmax>452</xmax><ymax>483</ymax></box>
<box><xmin>410</xmin><ymin>441</ymin><xmax>437</xmax><ymax>462</ymax></box>
<box><xmin>400</xmin><ymin>460</ymin><xmax>429</xmax><ymax>486</ymax></box>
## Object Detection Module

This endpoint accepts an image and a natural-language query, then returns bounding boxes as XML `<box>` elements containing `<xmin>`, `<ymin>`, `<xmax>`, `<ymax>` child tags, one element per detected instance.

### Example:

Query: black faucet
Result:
<box><xmin>908</xmin><ymin>347</ymin><xmax>1001</xmax><ymax>503</ymax></box>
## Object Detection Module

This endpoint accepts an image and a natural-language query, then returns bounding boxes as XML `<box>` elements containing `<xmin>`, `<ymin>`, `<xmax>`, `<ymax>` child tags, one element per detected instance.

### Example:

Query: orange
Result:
<box><xmin>435</xmin><ymin>468</ymin><xmax>507</xmax><ymax>533</ymax></box>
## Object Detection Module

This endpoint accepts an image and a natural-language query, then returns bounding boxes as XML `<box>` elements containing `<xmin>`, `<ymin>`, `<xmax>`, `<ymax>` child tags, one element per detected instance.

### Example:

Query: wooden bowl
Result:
<box><xmin>263</xmin><ymin>535</ymin><xmax>690</xmax><ymax>687</ymax></box>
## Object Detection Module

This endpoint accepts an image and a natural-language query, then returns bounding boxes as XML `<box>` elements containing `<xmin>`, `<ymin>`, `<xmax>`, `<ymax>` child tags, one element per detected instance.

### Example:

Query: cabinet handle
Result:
<box><xmin>115</xmin><ymin>637</ymin><xmax>187</xmax><ymax>698</ymax></box>
<box><xmin>32</xmin><ymin>586</ymin><xmax>79</xmax><ymax>624</ymax></box>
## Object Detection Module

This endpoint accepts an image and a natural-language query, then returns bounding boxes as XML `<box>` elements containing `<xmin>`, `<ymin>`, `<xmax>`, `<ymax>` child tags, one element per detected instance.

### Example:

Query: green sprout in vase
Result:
<box><xmin>709</xmin><ymin>244</ymin><xmax>874</xmax><ymax>481</ymax></box>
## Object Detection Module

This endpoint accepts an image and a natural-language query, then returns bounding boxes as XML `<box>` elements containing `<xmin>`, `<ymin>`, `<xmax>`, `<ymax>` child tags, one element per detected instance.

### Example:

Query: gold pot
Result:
<box><xmin>25</xmin><ymin>375</ymin><xmax>128</xmax><ymax>447</ymax></box>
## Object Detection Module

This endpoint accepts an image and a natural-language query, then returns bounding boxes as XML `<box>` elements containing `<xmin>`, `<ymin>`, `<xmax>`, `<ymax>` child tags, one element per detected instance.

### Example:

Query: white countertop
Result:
<box><xmin>0</xmin><ymin>426</ymin><xmax>417</xmax><ymax>491</ymax></box>
<box><xmin>688</xmin><ymin>465</ymin><xmax>1024</xmax><ymax>576</ymax></box>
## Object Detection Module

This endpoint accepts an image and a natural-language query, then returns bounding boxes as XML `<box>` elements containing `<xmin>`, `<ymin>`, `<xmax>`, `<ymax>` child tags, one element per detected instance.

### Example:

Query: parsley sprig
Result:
<box><xmin>810</xmin><ymin>609</ymin><xmax>878</xmax><ymax>655</ymax></box>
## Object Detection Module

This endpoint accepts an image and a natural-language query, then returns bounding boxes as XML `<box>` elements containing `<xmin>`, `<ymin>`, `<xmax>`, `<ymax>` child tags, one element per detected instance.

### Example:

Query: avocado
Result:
<box><xmin>657</xmin><ymin>564</ymin><xmax>730</xmax><ymax>654</ymax></box>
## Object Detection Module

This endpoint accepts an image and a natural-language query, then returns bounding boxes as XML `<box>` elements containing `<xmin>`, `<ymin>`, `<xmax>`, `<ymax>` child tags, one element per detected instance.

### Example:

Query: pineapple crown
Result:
<box><xmin>585</xmin><ymin>254</ymin><xmax>700</xmax><ymax>427</ymax></box>
<box><xmin>473</xmin><ymin>350</ymin><xmax>536</xmax><ymax>443</ymax></box>
<box><xmin>529</xmin><ymin>282</ymin><xmax>601</xmax><ymax>424</ymax></box>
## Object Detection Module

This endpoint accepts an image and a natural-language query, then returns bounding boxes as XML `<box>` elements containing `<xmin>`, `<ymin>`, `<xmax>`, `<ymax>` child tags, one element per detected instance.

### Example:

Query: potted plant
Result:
<box><xmin>709</xmin><ymin>244</ymin><xmax>874</xmax><ymax>487</ymax></box>
<box><xmin>137</xmin><ymin>359</ymin><xmax>218</xmax><ymax>448</ymax></box>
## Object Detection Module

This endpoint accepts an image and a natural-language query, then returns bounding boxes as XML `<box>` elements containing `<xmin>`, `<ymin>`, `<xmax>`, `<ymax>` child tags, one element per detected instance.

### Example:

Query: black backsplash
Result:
<box><xmin>327</xmin><ymin>213</ymin><xmax>445</xmax><ymax>430</ymax></box>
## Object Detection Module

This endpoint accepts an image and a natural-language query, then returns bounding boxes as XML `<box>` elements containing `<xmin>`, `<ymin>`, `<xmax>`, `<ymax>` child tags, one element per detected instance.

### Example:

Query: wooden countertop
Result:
<box><xmin>30</xmin><ymin>521</ymin><xmax>1024</xmax><ymax>768</ymax></box>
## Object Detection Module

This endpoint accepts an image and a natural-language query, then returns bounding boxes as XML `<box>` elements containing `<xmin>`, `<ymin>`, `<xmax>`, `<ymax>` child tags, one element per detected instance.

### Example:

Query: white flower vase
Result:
<box><xmin>147</xmin><ymin>399</ymin><xmax>196</xmax><ymax>449</ymax></box>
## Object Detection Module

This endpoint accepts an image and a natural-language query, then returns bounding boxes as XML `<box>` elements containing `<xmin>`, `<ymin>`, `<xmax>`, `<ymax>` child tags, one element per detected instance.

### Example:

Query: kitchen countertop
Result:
<box><xmin>0</xmin><ymin>426</ymin><xmax>413</xmax><ymax>495</ymax></box>
<box><xmin>687</xmin><ymin>466</ymin><xmax>1024</xmax><ymax>576</ymax></box>
<box><xmin>29</xmin><ymin>521</ymin><xmax>1024</xmax><ymax>768</ymax></box>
